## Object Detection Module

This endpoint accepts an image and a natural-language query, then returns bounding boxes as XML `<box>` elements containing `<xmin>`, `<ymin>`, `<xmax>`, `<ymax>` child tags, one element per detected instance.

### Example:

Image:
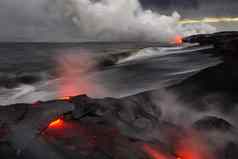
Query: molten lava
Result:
<box><xmin>48</xmin><ymin>118</ymin><xmax>64</xmax><ymax>128</ymax></box>
<box><xmin>173</xmin><ymin>35</ymin><xmax>183</xmax><ymax>45</ymax></box>
<box><xmin>175</xmin><ymin>133</ymin><xmax>214</xmax><ymax>159</ymax></box>
<box><xmin>59</xmin><ymin>96</ymin><xmax>71</xmax><ymax>101</ymax></box>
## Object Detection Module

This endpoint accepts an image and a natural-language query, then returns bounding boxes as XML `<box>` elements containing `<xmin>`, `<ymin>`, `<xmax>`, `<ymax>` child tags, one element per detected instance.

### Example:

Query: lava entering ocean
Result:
<box><xmin>172</xmin><ymin>35</ymin><xmax>183</xmax><ymax>45</ymax></box>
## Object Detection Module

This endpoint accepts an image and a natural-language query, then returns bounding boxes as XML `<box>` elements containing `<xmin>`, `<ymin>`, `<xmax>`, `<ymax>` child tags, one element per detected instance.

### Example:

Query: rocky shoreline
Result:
<box><xmin>1</xmin><ymin>32</ymin><xmax>238</xmax><ymax>159</ymax></box>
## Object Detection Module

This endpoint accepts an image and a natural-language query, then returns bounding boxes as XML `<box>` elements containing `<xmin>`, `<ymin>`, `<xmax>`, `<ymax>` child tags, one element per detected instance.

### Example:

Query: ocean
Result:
<box><xmin>0</xmin><ymin>42</ymin><xmax>221</xmax><ymax>105</ymax></box>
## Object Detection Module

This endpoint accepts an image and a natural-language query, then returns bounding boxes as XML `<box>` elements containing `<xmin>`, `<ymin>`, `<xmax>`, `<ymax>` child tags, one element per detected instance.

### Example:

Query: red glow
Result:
<box><xmin>59</xmin><ymin>96</ymin><xmax>71</xmax><ymax>100</ymax></box>
<box><xmin>173</xmin><ymin>35</ymin><xmax>183</xmax><ymax>45</ymax></box>
<box><xmin>32</xmin><ymin>101</ymin><xmax>40</xmax><ymax>107</ymax></box>
<box><xmin>48</xmin><ymin>118</ymin><xmax>64</xmax><ymax>128</ymax></box>
<box><xmin>143</xmin><ymin>144</ymin><xmax>168</xmax><ymax>159</ymax></box>
<box><xmin>56</xmin><ymin>53</ymin><xmax>105</xmax><ymax>99</ymax></box>
<box><xmin>175</xmin><ymin>133</ymin><xmax>214</xmax><ymax>159</ymax></box>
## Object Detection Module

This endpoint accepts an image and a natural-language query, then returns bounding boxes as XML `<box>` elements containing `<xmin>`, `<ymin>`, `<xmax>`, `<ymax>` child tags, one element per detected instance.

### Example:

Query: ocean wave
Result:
<box><xmin>117</xmin><ymin>45</ymin><xmax>214</xmax><ymax>65</ymax></box>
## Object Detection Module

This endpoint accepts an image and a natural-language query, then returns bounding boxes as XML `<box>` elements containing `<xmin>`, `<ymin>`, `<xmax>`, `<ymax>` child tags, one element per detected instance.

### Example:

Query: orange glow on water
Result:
<box><xmin>48</xmin><ymin>119</ymin><xmax>64</xmax><ymax>128</ymax></box>
<box><xmin>143</xmin><ymin>144</ymin><xmax>168</xmax><ymax>159</ymax></box>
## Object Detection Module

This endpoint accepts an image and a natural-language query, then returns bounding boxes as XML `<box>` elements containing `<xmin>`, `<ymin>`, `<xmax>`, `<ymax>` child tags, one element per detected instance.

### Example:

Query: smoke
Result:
<box><xmin>0</xmin><ymin>0</ymin><xmax>217</xmax><ymax>41</ymax></box>
<box><xmin>66</xmin><ymin>0</ymin><xmax>216</xmax><ymax>42</ymax></box>
<box><xmin>56</xmin><ymin>50</ymin><xmax>107</xmax><ymax>98</ymax></box>
<box><xmin>149</xmin><ymin>89</ymin><xmax>238</xmax><ymax>159</ymax></box>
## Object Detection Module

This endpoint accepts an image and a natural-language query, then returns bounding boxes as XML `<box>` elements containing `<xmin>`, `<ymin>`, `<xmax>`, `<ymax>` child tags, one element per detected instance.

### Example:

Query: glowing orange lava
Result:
<box><xmin>59</xmin><ymin>96</ymin><xmax>71</xmax><ymax>100</ymax></box>
<box><xmin>143</xmin><ymin>144</ymin><xmax>167</xmax><ymax>159</ymax></box>
<box><xmin>173</xmin><ymin>35</ymin><xmax>183</xmax><ymax>45</ymax></box>
<box><xmin>175</xmin><ymin>133</ymin><xmax>214</xmax><ymax>159</ymax></box>
<box><xmin>48</xmin><ymin>118</ymin><xmax>64</xmax><ymax>128</ymax></box>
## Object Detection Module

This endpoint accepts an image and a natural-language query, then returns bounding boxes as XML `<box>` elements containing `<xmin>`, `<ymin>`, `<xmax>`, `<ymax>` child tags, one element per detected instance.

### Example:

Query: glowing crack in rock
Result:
<box><xmin>48</xmin><ymin>118</ymin><xmax>65</xmax><ymax>128</ymax></box>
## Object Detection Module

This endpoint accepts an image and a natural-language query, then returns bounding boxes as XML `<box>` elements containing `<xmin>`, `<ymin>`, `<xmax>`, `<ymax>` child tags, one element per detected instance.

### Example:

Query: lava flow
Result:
<box><xmin>48</xmin><ymin>118</ymin><xmax>65</xmax><ymax>129</ymax></box>
<box><xmin>171</xmin><ymin>35</ymin><xmax>183</xmax><ymax>45</ymax></box>
<box><xmin>175</xmin><ymin>133</ymin><xmax>214</xmax><ymax>159</ymax></box>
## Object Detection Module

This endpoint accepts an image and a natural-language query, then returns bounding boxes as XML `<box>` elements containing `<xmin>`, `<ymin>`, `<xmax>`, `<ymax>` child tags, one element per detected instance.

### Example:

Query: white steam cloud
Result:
<box><xmin>66</xmin><ymin>0</ymin><xmax>216</xmax><ymax>42</ymax></box>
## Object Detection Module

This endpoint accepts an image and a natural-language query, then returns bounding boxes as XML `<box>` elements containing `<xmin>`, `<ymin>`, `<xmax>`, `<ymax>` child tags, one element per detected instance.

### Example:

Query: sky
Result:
<box><xmin>0</xmin><ymin>0</ymin><xmax>237</xmax><ymax>42</ymax></box>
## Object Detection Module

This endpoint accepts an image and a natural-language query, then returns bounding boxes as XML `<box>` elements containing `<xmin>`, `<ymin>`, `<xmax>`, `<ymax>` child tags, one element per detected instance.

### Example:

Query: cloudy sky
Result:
<box><xmin>0</xmin><ymin>0</ymin><xmax>237</xmax><ymax>42</ymax></box>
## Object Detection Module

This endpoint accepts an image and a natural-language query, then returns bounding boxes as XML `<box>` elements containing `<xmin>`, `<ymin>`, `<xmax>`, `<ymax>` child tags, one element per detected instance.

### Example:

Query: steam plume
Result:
<box><xmin>56</xmin><ymin>50</ymin><xmax>107</xmax><ymax>98</ymax></box>
<box><xmin>65</xmin><ymin>0</ymin><xmax>216</xmax><ymax>42</ymax></box>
